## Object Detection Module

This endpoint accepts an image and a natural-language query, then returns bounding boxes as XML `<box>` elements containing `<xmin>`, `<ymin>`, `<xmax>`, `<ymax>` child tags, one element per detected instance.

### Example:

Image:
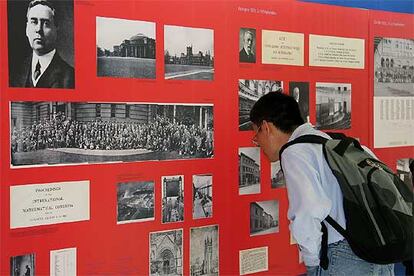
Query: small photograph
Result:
<box><xmin>8</xmin><ymin>0</ymin><xmax>74</xmax><ymax>88</ymax></box>
<box><xmin>10</xmin><ymin>253</ymin><xmax>35</xmax><ymax>276</ymax></box>
<box><xmin>164</xmin><ymin>25</ymin><xmax>214</xmax><ymax>80</ymax></box>
<box><xmin>250</xmin><ymin>200</ymin><xmax>279</xmax><ymax>237</ymax></box>
<box><xmin>374</xmin><ymin>38</ymin><xmax>414</xmax><ymax>97</ymax></box>
<box><xmin>192</xmin><ymin>174</ymin><xmax>213</xmax><ymax>219</ymax></box>
<box><xmin>315</xmin><ymin>82</ymin><xmax>351</xmax><ymax>130</ymax></box>
<box><xmin>162</xmin><ymin>175</ymin><xmax>184</xmax><ymax>223</ymax></box>
<box><xmin>239</xmin><ymin>79</ymin><xmax>283</xmax><ymax>131</ymax></box>
<box><xmin>289</xmin><ymin>82</ymin><xmax>310</xmax><ymax>123</ymax></box>
<box><xmin>97</xmin><ymin>17</ymin><xmax>156</xmax><ymax>79</ymax></box>
<box><xmin>11</xmin><ymin>102</ymin><xmax>214</xmax><ymax>167</ymax></box>
<box><xmin>270</xmin><ymin>161</ymin><xmax>285</xmax><ymax>189</ymax></box>
<box><xmin>397</xmin><ymin>158</ymin><xmax>414</xmax><ymax>189</ymax></box>
<box><xmin>117</xmin><ymin>180</ymin><xmax>155</xmax><ymax>224</ymax></box>
<box><xmin>239</xmin><ymin>147</ymin><xmax>260</xmax><ymax>195</ymax></box>
<box><xmin>150</xmin><ymin>229</ymin><xmax>183</xmax><ymax>276</ymax></box>
<box><xmin>239</xmin><ymin>28</ymin><xmax>256</xmax><ymax>63</ymax></box>
<box><xmin>190</xmin><ymin>225</ymin><xmax>219</xmax><ymax>276</ymax></box>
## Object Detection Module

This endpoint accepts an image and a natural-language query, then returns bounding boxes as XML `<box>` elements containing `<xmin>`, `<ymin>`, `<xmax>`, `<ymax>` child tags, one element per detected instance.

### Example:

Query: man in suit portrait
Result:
<box><xmin>9</xmin><ymin>0</ymin><xmax>74</xmax><ymax>89</ymax></box>
<box><xmin>239</xmin><ymin>29</ymin><xmax>256</xmax><ymax>63</ymax></box>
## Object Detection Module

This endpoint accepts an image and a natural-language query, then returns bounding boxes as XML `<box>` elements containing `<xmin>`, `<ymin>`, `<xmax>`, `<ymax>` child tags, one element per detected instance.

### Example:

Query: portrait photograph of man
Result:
<box><xmin>239</xmin><ymin>28</ymin><xmax>256</xmax><ymax>63</ymax></box>
<box><xmin>8</xmin><ymin>0</ymin><xmax>74</xmax><ymax>89</ymax></box>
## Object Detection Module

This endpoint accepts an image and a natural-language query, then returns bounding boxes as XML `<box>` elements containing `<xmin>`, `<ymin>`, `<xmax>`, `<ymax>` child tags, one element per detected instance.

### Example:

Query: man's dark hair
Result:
<box><xmin>27</xmin><ymin>0</ymin><xmax>58</xmax><ymax>26</ymax></box>
<box><xmin>250</xmin><ymin>92</ymin><xmax>305</xmax><ymax>134</ymax></box>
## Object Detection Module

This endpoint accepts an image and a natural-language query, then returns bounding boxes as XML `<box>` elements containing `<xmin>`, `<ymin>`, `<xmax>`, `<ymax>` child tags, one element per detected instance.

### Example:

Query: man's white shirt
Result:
<box><xmin>31</xmin><ymin>49</ymin><xmax>56</xmax><ymax>86</ymax></box>
<box><xmin>281</xmin><ymin>123</ymin><xmax>347</xmax><ymax>267</ymax></box>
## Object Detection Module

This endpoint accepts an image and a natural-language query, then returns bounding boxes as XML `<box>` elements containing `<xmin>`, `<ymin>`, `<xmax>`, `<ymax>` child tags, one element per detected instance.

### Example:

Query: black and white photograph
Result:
<box><xmin>117</xmin><ymin>180</ymin><xmax>154</xmax><ymax>224</ymax></box>
<box><xmin>190</xmin><ymin>225</ymin><xmax>219</xmax><ymax>276</ymax></box>
<box><xmin>270</xmin><ymin>161</ymin><xmax>285</xmax><ymax>189</ymax></box>
<box><xmin>164</xmin><ymin>25</ymin><xmax>214</xmax><ymax>80</ymax></box>
<box><xmin>289</xmin><ymin>82</ymin><xmax>310</xmax><ymax>123</ymax></box>
<box><xmin>192</xmin><ymin>174</ymin><xmax>213</xmax><ymax>219</ymax></box>
<box><xmin>150</xmin><ymin>229</ymin><xmax>183</xmax><ymax>276</ymax></box>
<box><xmin>250</xmin><ymin>200</ymin><xmax>279</xmax><ymax>237</ymax></box>
<box><xmin>239</xmin><ymin>28</ymin><xmax>256</xmax><ymax>63</ymax></box>
<box><xmin>162</xmin><ymin>175</ymin><xmax>184</xmax><ymax>223</ymax></box>
<box><xmin>374</xmin><ymin>38</ymin><xmax>414</xmax><ymax>97</ymax></box>
<box><xmin>10</xmin><ymin>253</ymin><xmax>35</xmax><ymax>276</ymax></box>
<box><xmin>397</xmin><ymin>158</ymin><xmax>414</xmax><ymax>189</ymax></box>
<box><xmin>315</xmin><ymin>82</ymin><xmax>351</xmax><ymax>130</ymax></box>
<box><xmin>239</xmin><ymin>79</ymin><xmax>283</xmax><ymax>131</ymax></box>
<box><xmin>239</xmin><ymin>147</ymin><xmax>260</xmax><ymax>195</ymax></box>
<box><xmin>10</xmin><ymin>102</ymin><xmax>214</xmax><ymax>167</ymax></box>
<box><xmin>97</xmin><ymin>17</ymin><xmax>156</xmax><ymax>79</ymax></box>
<box><xmin>8</xmin><ymin>0</ymin><xmax>74</xmax><ymax>88</ymax></box>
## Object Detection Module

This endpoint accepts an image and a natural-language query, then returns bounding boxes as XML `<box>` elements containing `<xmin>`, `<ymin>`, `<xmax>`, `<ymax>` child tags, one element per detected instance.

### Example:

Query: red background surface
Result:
<box><xmin>1</xmin><ymin>0</ymin><xmax>413</xmax><ymax>275</ymax></box>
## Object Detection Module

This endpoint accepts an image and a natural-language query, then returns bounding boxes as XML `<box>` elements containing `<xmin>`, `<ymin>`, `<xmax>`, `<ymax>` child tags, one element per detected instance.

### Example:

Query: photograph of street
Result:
<box><xmin>193</xmin><ymin>174</ymin><xmax>213</xmax><ymax>219</ymax></box>
<box><xmin>250</xmin><ymin>200</ymin><xmax>279</xmax><ymax>237</ymax></box>
<box><xmin>97</xmin><ymin>17</ymin><xmax>156</xmax><ymax>79</ymax></box>
<box><xmin>162</xmin><ymin>175</ymin><xmax>184</xmax><ymax>223</ymax></box>
<box><xmin>164</xmin><ymin>25</ymin><xmax>214</xmax><ymax>80</ymax></box>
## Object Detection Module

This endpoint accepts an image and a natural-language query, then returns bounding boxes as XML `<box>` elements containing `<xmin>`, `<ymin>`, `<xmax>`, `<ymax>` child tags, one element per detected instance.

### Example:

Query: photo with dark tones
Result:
<box><xmin>289</xmin><ymin>82</ymin><xmax>310</xmax><ymax>123</ymax></box>
<box><xmin>374</xmin><ymin>38</ymin><xmax>414</xmax><ymax>97</ymax></box>
<box><xmin>239</xmin><ymin>28</ymin><xmax>256</xmax><ymax>63</ymax></box>
<box><xmin>239</xmin><ymin>147</ymin><xmax>260</xmax><ymax>195</ymax></box>
<box><xmin>315</xmin><ymin>82</ymin><xmax>351</xmax><ymax>130</ymax></box>
<box><xmin>250</xmin><ymin>200</ymin><xmax>279</xmax><ymax>237</ymax></box>
<box><xmin>239</xmin><ymin>79</ymin><xmax>283</xmax><ymax>131</ymax></box>
<box><xmin>190</xmin><ymin>225</ymin><xmax>219</xmax><ymax>276</ymax></box>
<box><xmin>397</xmin><ymin>158</ymin><xmax>414</xmax><ymax>189</ymax></box>
<box><xmin>270</xmin><ymin>161</ymin><xmax>285</xmax><ymax>189</ymax></box>
<box><xmin>10</xmin><ymin>102</ymin><xmax>214</xmax><ymax>167</ymax></box>
<box><xmin>192</xmin><ymin>174</ymin><xmax>213</xmax><ymax>219</ymax></box>
<box><xmin>8</xmin><ymin>0</ymin><xmax>74</xmax><ymax>88</ymax></box>
<box><xmin>150</xmin><ymin>229</ymin><xmax>183</xmax><ymax>276</ymax></box>
<box><xmin>117</xmin><ymin>181</ymin><xmax>154</xmax><ymax>224</ymax></box>
<box><xmin>164</xmin><ymin>25</ymin><xmax>214</xmax><ymax>80</ymax></box>
<box><xmin>162</xmin><ymin>175</ymin><xmax>184</xmax><ymax>223</ymax></box>
<box><xmin>10</xmin><ymin>253</ymin><xmax>35</xmax><ymax>276</ymax></box>
<box><xmin>97</xmin><ymin>17</ymin><xmax>156</xmax><ymax>79</ymax></box>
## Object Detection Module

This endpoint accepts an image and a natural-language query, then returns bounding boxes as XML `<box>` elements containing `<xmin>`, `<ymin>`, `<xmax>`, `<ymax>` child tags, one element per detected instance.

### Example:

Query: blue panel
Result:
<box><xmin>299</xmin><ymin>0</ymin><xmax>414</xmax><ymax>14</ymax></box>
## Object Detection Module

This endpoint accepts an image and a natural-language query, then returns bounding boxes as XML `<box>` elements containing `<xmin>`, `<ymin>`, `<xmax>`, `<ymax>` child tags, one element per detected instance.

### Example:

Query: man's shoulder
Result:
<box><xmin>52</xmin><ymin>52</ymin><xmax>74</xmax><ymax>73</ymax></box>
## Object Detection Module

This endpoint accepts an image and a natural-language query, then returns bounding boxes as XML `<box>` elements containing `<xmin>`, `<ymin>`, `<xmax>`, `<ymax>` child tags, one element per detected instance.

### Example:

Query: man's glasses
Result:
<box><xmin>252</xmin><ymin>124</ymin><xmax>262</xmax><ymax>146</ymax></box>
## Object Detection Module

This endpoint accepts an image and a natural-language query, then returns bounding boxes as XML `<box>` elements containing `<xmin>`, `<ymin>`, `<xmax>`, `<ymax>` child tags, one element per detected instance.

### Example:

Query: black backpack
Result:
<box><xmin>279</xmin><ymin>134</ymin><xmax>414</xmax><ymax>268</ymax></box>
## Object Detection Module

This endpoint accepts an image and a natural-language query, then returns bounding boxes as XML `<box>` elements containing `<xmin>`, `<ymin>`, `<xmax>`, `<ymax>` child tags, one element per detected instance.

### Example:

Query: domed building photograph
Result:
<box><xmin>96</xmin><ymin>16</ymin><xmax>156</xmax><ymax>79</ymax></box>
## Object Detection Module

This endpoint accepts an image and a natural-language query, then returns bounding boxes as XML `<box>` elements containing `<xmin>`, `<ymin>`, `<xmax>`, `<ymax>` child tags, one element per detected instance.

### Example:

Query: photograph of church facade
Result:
<box><xmin>250</xmin><ymin>200</ymin><xmax>279</xmax><ymax>237</ymax></box>
<box><xmin>150</xmin><ymin>229</ymin><xmax>183</xmax><ymax>276</ymax></box>
<box><xmin>315</xmin><ymin>83</ymin><xmax>351</xmax><ymax>130</ymax></box>
<box><xmin>374</xmin><ymin>37</ymin><xmax>414</xmax><ymax>97</ymax></box>
<box><xmin>117</xmin><ymin>180</ymin><xmax>154</xmax><ymax>224</ymax></box>
<box><xmin>10</xmin><ymin>101</ymin><xmax>214</xmax><ymax>167</ymax></box>
<box><xmin>238</xmin><ymin>79</ymin><xmax>283</xmax><ymax>130</ymax></box>
<box><xmin>96</xmin><ymin>17</ymin><xmax>156</xmax><ymax>79</ymax></box>
<box><xmin>190</xmin><ymin>225</ymin><xmax>219</xmax><ymax>276</ymax></box>
<box><xmin>239</xmin><ymin>147</ymin><xmax>260</xmax><ymax>195</ymax></box>
<box><xmin>164</xmin><ymin>25</ymin><xmax>214</xmax><ymax>80</ymax></box>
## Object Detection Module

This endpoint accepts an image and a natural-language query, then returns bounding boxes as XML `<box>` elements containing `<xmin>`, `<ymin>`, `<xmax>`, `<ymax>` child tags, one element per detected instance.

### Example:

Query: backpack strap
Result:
<box><xmin>332</xmin><ymin>138</ymin><xmax>364</xmax><ymax>156</ymax></box>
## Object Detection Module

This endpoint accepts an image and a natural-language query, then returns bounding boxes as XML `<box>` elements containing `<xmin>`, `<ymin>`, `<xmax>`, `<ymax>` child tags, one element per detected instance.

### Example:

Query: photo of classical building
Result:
<box><xmin>150</xmin><ymin>229</ymin><xmax>183</xmax><ymax>276</ymax></box>
<box><xmin>239</xmin><ymin>79</ymin><xmax>283</xmax><ymax>130</ymax></box>
<box><xmin>192</xmin><ymin>174</ymin><xmax>213</xmax><ymax>219</ymax></box>
<box><xmin>97</xmin><ymin>17</ymin><xmax>156</xmax><ymax>79</ymax></box>
<box><xmin>162</xmin><ymin>175</ymin><xmax>184</xmax><ymax>223</ymax></box>
<box><xmin>117</xmin><ymin>181</ymin><xmax>154</xmax><ymax>224</ymax></box>
<box><xmin>271</xmin><ymin>161</ymin><xmax>285</xmax><ymax>189</ymax></box>
<box><xmin>374</xmin><ymin>37</ymin><xmax>414</xmax><ymax>97</ymax></box>
<box><xmin>11</xmin><ymin>101</ymin><xmax>214</xmax><ymax>167</ymax></box>
<box><xmin>164</xmin><ymin>25</ymin><xmax>214</xmax><ymax>80</ymax></box>
<box><xmin>316</xmin><ymin>83</ymin><xmax>351</xmax><ymax>130</ymax></box>
<box><xmin>250</xmin><ymin>200</ymin><xmax>279</xmax><ymax>237</ymax></box>
<box><xmin>190</xmin><ymin>225</ymin><xmax>219</xmax><ymax>276</ymax></box>
<box><xmin>239</xmin><ymin>147</ymin><xmax>260</xmax><ymax>195</ymax></box>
